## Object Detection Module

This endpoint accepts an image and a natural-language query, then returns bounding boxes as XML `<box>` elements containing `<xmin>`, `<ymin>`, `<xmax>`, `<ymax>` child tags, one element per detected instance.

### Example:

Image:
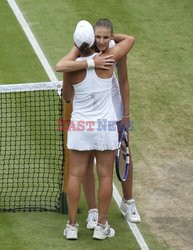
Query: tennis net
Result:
<box><xmin>0</xmin><ymin>82</ymin><xmax>64</xmax><ymax>212</ymax></box>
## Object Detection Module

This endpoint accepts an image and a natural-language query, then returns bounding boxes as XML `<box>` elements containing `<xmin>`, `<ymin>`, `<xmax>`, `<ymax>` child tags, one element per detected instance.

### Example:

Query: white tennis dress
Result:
<box><xmin>111</xmin><ymin>72</ymin><xmax>123</xmax><ymax>121</ymax></box>
<box><xmin>109</xmin><ymin>40</ymin><xmax>123</xmax><ymax>122</ymax></box>
<box><xmin>67</xmin><ymin>53</ymin><xmax>118</xmax><ymax>151</ymax></box>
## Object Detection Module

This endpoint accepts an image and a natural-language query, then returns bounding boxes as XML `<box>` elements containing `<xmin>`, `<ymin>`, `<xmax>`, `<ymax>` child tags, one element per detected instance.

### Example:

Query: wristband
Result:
<box><xmin>122</xmin><ymin>115</ymin><xmax>130</xmax><ymax>118</ymax></box>
<box><xmin>87</xmin><ymin>59</ymin><xmax>95</xmax><ymax>69</ymax></box>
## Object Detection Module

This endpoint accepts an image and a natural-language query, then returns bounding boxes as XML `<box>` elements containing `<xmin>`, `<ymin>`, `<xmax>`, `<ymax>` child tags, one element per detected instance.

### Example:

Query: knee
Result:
<box><xmin>97</xmin><ymin>165</ymin><xmax>113</xmax><ymax>178</ymax></box>
<box><xmin>69</xmin><ymin>168</ymin><xmax>87</xmax><ymax>180</ymax></box>
<box><xmin>98</xmin><ymin>171</ymin><xmax>113</xmax><ymax>180</ymax></box>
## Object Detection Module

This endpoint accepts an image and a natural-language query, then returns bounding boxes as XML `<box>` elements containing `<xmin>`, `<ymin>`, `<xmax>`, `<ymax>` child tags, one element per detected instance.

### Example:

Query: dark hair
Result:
<box><xmin>79</xmin><ymin>42</ymin><xmax>94</xmax><ymax>56</ymax></box>
<box><xmin>94</xmin><ymin>18</ymin><xmax>113</xmax><ymax>34</ymax></box>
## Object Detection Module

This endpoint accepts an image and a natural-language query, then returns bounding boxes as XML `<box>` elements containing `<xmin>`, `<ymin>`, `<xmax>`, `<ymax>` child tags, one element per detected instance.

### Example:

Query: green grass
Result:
<box><xmin>0</xmin><ymin>0</ymin><xmax>48</xmax><ymax>84</ymax></box>
<box><xmin>0</xmin><ymin>1</ymin><xmax>142</xmax><ymax>249</ymax></box>
<box><xmin>1</xmin><ymin>0</ymin><xmax>193</xmax><ymax>249</ymax></box>
<box><xmin>0</xmin><ymin>191</ymin><xmax>140</xmax><ymax>250</ymax></box>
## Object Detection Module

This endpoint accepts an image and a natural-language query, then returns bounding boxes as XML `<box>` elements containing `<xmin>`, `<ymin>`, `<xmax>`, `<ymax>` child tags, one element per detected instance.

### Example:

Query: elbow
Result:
<box><xmin>62</xmin><ymin>94</ymin><xmax>73</xmax><ymax>104</ymax></box>
<box><xmin>63</xmin><ymin>97</ymin><xmax>71</xmax><ymax>103</ymax></box>
<box><xmin>55</xmin><ymin>63</ymin><xmax>64</xmax><ymax>72</ymax></box>
<box><xmin>131</xmin><ymin>36</ymin><xmax>135</xmax><ymax>41</ymax></box>
<box><xmin>128</xmin><ymin>36</ymin><xmax>135</xmax><ymax>46</ymax></box>
<box><xmin>131</xmin><ymin>36</ymin><xmax>135</xmax><ymax>45</ymax></box>
<box><xmin>62</xmin><ymin>87</ymin><xmax>74</xmax><ymax>103</ymax></box>
<box><xmin>126</xmin><ymin>36</ymin><xmax>135</xmax><ymax>53</ymax></box>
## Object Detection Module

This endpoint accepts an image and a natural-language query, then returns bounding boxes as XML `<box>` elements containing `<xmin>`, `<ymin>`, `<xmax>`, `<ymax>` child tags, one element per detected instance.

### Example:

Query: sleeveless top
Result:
<box><xmin>67</xmin><ymin>53</ymin><xmax>118</xmax><ymax>151</ymax></box>
<box><xmin>109</xmin><ymin>40</ymin><xmax>123</xmax><ymax>121</ymax></box>
<box><xmin>109</xmin><ymin>40</ymin><xmax>120</xmax><ymax>97</ymax></box>
<box><xmin>71</xmin><ymin>53</ymin><xmax>117</xmax><ymax>125</ymax></box>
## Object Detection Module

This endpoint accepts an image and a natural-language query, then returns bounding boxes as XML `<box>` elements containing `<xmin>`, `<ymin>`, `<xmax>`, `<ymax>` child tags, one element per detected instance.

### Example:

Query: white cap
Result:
<box><xmin>73</xmin><ymin>20</ymin><xmax>95</xmax><ymax>48</ymax></box>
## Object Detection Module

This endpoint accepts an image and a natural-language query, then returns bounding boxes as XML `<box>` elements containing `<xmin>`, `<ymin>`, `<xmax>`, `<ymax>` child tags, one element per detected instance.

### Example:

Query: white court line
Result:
<box><xmin>113</xmin><ymin>184</ymin><xmax>149</xmax><ymax>250</ymax></box>
<box><xmin>7</xmin><ymin>0</ymin><xmax>149</xmax><ymax>249</ymax></box>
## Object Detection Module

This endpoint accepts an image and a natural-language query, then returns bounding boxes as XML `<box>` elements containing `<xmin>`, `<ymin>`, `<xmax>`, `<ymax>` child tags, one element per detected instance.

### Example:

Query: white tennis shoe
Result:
<box><xmin>86</xmin><ymin>208</ymin><xmax>98</xmax><ymax>229</ymax></box>
<box><xmin>64</xmin><ymin>222</ymin><xmax>79</xmax><ymax>240</ymax></box>
<box><xmin>120</xmin><ymin>199</ymin><xmax>141</xmax><ymax>223</ymax></box>
<box><xmin>93</xmin><ymin>222</ymin><xmax>115</xmax><ymax>240</ymax></box>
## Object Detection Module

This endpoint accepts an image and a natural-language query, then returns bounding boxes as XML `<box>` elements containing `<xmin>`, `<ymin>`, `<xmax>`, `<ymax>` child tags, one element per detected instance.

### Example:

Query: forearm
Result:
<box><xmin>119</xmin><ymin>80</ymin><xmax>130</xmax><ymax>116</ymax></box>
<box><xmin>57</xmin><ymin>60</ymin><xmax>87</xmax><ymax>72</ymax></box>
<box><xmin>55</xmin><ymin>45</ymin><xmax>81</xmax><ymax>72</ymax></box>
<box><xmin>113</xmin><ymin>33</ymin><xmax>135</xmax><ymax>44</ymax></box>
<box><xmin>110</xmin><ymin>34</ymin><xmax>135</xmax><ymax>61</ymax></box>
<box><xmin>56</xmin><ymin>54</ymin><xmax>115</xmax><ymax>72</ymax></box>
<box><xmin>117</xmin><ymin>55</ymin><xmax>130</xmax><ymax>116</ymax></box>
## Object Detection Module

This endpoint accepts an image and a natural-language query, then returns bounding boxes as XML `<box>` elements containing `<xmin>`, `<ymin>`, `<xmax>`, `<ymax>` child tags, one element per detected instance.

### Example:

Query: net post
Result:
<box><xmin>0</xmin><ymin>85</ymin><xmax>64</xmax><ymax>212</ymax></box>
<box><xmin>61</xmin><ymin>100</ymin><xmax>72</xmax><ymax>213</ymax></box>
<box><xmin>60</xmin><ymin>192</ymin><xmax>68</xmax><ymax>213</ymax></box>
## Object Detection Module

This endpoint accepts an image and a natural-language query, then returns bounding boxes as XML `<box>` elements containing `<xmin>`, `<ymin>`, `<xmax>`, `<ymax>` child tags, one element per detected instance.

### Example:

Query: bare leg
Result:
<box><xmin>82</xmin><ymin>153</ymin><xmax>96</xmax><ymax>209</ymax></box>
<box><xmin>67</xmin><ymin>150</ymin><xmax>92</xmax><ymax>224</ymax></box>
<box><xmin>95</xmin><ymin>150</ymin><xmax>115</xmax><ymax>224</ymax></box>
<box><xmin>119</xmin><ymin>144</ymin><xmax>141</xmax><ymax>223</ymax></box>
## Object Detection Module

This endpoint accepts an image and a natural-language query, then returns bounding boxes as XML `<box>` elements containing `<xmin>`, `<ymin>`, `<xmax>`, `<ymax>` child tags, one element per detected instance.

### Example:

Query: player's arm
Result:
<box><xmin>109</xmin><ymin>34</ymin><xmax>135</xmax><ymax>61</ymax></box>
<box><xmin>62</xmin><ymin>72</ymin><xmax>74</xmax><ymax>103</ymax></box>
<box><xmin>55</xmin><ymin>46</ymin><xmax>78</xmax><ymax>101</ymax></box>
<box><xmin>117</xmin><ymin>55</ymin><xmax>130</xmax><ymax>129</ymax></box>
<box><xmin>55</xmin><ymin>45</ymin><xmax>83</xmax><ymax>72</ymax></box>
<box><xmin>55</xmin><ymin>46</ymin><xmax>115</xmax><ymax>72</ymax></box>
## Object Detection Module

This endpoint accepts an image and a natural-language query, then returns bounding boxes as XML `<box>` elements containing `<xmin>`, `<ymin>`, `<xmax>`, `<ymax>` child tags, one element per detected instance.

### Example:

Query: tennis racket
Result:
<box><xmin>115</xmin><ymin>127</ymin><xmax>130</xmax><ymax>182</ymax></box>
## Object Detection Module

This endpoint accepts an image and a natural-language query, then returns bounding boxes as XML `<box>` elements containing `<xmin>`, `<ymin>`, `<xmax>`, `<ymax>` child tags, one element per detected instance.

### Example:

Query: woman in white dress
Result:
<box><xmin>58</xmin><ymin>20</ymin><xmax>134</xmax><ymax>240</ymax></box>
<box><xmin>56</xmin><ymin>19</ymin><xmax>141</xmax><ymax>227</ymax></box>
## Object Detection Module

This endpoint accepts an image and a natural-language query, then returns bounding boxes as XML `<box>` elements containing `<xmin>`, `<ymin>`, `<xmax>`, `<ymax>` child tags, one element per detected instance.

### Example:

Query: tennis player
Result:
<box><xmin>59</xmin><ymin>20</ymin><xmax>134</xmax><ymax>240</ymax></box>
<box><xmin>56</xmin><ymin>19</ymin><xmax>141</xmax><ymax>230</ymax></box>
<box><xmin>84</xmin><ymin>19</ymin><xmax>141</xmax><ymax>228</ymax></box>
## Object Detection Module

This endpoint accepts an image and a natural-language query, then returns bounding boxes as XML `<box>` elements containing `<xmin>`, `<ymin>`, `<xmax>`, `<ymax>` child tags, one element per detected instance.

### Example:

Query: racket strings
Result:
<box><xmin>116</xmin><ymin>128</ymin><xmax>130</xmax><ymax>182</ymax></box>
